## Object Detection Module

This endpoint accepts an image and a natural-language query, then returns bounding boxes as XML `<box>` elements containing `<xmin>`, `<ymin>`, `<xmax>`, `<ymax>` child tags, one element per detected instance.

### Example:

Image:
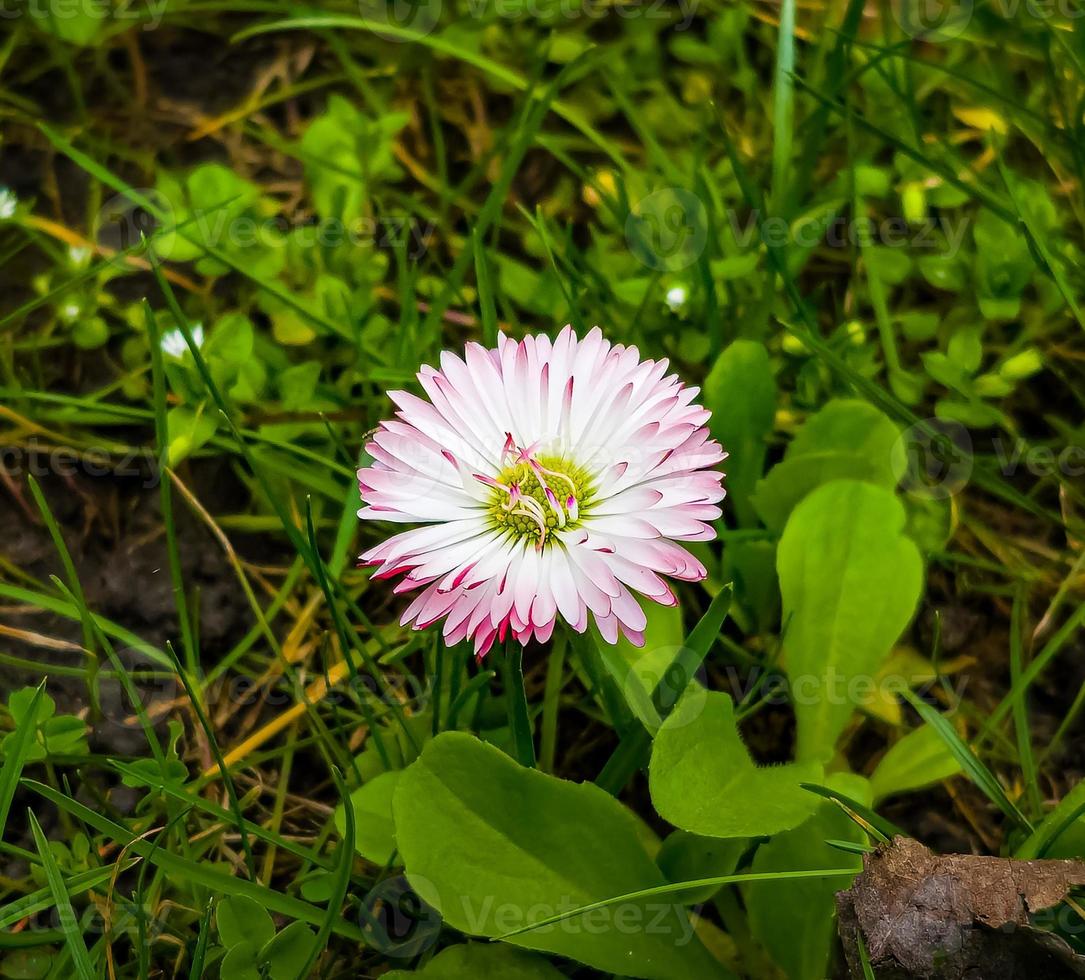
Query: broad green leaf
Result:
<box><xmin>704</xmin><ymin>340</ymin><xmax>776</xmax><ymax>526</ymax></box>
<box><xmin>392</xmin><ymin>733</ymin><xmax>727</xmax><ymax>980</ymax></box>
<box><xmin>39</xmin><ymin>715</ymin><xmax>87</xmax><ymax>757</ymax></box>
<box><xmin>334</xmin><ymin>770</ymin><xmax>401</xmax><ymax>865</ymax></box>
<box><xmin>220</xmin><ymin>941</ymin><xmax>261</xmax><ymax>980</ymax></box>
<box><xmin>1000</xmin><ymin>348</ymin><xmax>1043</xmax><ymax>381</ymax></box>
<box><xmin>385</xmin><ymin>942</ymin><xmax>566</xmax><ymax>979</ymax></box>
<box><xmin>656</xmin><ymin>832</ymin><xmax>746</xmax><ymax>905</ymax></box>
<box><xmin>262</xmin><ymin>921</ymin><xmax>317</xmax><ymax>980</ymax></box>
<box><xmin>918</xmin><ymin>253</ymin><xmax>968</xmax><ymax>292</ymax></box>
<box><xmin>0</xmin><ymin>685</ymin><xmax>46</xmax><ymax>837</ymax></box>
<box><xmin>973</xmin><ymin>210</ymin><xmax>1033</xmax><ymax>321</ymax></box>
<box><xmin>300</xmin><ymin>96</ymin><xmax>407</xmax><ymax>225</ymax></box>
<box><xmin>494</xmin><ymin>867</ymin><xmax>861</xmax><ymax>943</ymax></box>
<box><xmin>862</xmin><ymin>647</ymin><xmax>970</xmax><ymax>726</ymax></box>
<box><xmin>8</xmin><ymin>688</ymin><xmax>54</xmax><ymax>727</ymax></box>
<box><xmin>870</xmin><ymin>725</ymin><xmax>962</xmax><ymax>803</ymax></box>
<box><xmin>723</xmin><ymin>540</ymin><xmax>778</xmax><ymax>635</ymax></box>
<box><xmin>711</xmin><ymin>253</ymin><xmax>760</xmax><ymax>280</ymax></box>
<box><xmin>271</xmin><ymin>309</ymin><xmax>317</xmax><ymax>346</ymax></box>
<box><xmin>71</xmin><ymin>316</ymin><xmax>109</xmax><ymax>350</ymax></box>
<box><xmin>754</xmin><ymin>451</ymin><xmax>881</xmax><ymax>532</ymax></box>
<box><xmin>947</xmin><ymin>323</ymin><xmax>984</xmax><ymax>374</ymax></box>
<box><xmin>496</xmin><ymin>256</ymin><xmax>564</xmax><ymax>316</ymax></box>
<box><xmin>0</xmin><ymin>948</ymin><xmax>53</xmax><ymax>978</ymax></box>
<box><xmin>787</xmin><ymin>400</ymin><xmax>902</xmax><ymax>477</ymax></box>
<box><xmin>594</xmin><ymin>586</ymin><xmax>732</xmax><ymax>796</ymax></box>
<box><xmin>166</xmin><ymin>405</ymin><xmax>218</xmax><ymax>466</ymax></box>
<box><xmin>904</xmin><ymin>496</ymin><xmax>954</xmax><ymax>554</ymax></box>
<box><xmin>648</xmin><ymin>691</ymin><xmax>821</xmax><ymax>839</ymax></box>
<box><xmin>217</xmin><ymin>895</ymin><xmax>275</xmax><ymax>950</ymax></box>
<box><xmin>277</xmin><ymin>362</ymin><xmax>322</xmax><ymax>411</ymax></box>
<box><xmin>744</xmin><ymin>776</ymin><xmax>867</xmax><ymax>980</ymax></box>
<box><xmin>753</xmin><ymin>399</ymin><xmax>902</xmax><ymax>531</ymax></box>
<box><xmin>205</xmin><ymin>312</ymin><xmax>255</xmax><ymax>388</ymax></box>
<box><xmin>2</xmin><ymin>686</ymin><xmax>61</xmax><ymax>765</ymax></box>
<box><xmin>29</xmin><ymin>5</ymin><xmax>106</xmax><ymax>45</ymax></box>
<box><xmin>778</xmin><ymin>480</ymin><xmax>923</xmax><ymax>762</ymax></box>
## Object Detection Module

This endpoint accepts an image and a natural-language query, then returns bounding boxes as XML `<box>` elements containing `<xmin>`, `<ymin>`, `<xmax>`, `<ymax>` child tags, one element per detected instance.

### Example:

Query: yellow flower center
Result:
<box><xmin>486</xmin><ymin>452</ymin><xmax>595</xmax><ymax>548</ymax></box>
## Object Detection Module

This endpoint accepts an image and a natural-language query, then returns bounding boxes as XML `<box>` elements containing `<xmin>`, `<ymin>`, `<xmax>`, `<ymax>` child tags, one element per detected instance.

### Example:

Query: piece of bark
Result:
<box><xmin>836</xmin><ymin>836</ymin><xmax>1085</xmax><ymax>978</ymax></box>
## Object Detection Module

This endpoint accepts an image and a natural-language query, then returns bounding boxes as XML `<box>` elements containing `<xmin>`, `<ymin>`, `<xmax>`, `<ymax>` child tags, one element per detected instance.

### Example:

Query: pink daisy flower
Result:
<box><xmin>358</xmin><ymin>326</ymin><xmax>727</xmax><ymax>657</ymax></box>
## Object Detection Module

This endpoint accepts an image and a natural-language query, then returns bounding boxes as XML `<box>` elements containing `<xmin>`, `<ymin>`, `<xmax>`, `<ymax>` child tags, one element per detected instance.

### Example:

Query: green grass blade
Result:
<box><xmin>857</xmin><ymin>932</ymin><xmax>876</xmax><ymax>980</ymax></box>
<box><xmin>898</xmin><ymin>688</ymin><xmax>1032</xmax><ymax>833</ymax></box>
<box><xmin>36</xmin><ymin>124</ymin><xmax>353</xmax><ymax>343</ymax></box>
<box><xmin>28</xmin><ymin>810</ymin><xmax>96</xmax><ymax>980</ymax></box>
<box><xmin>652</xmin><ymin>584</ymin><xmax>732</xmax><ymax>719</ymax></box>
<box><xmin>826</xmin><ymin>839</ymin><xmax>876</xmax><ymax>856</ymax></box>
<box><xmin>162</xmin><ymin>641</ymin><xmax>256</xmax><ymax>879</ymax></box>
<box><xmin>21</xmin><ymin>780</ymin><xmax>366</xmax><ymax>941</ymax></box>
<box><xmin>799</xmin><ymin>783</ymin><xmax>902</xmax><ymax>844</ymax></box>
<box><xmin>144</xmin><ymin>300</ymin><xmax>197</xmax><ymax>672</ymax></box>
<box><xmin>472</xmin><ymin>227</ymin><xmax>498</xmax><ymax>347</ymax></box>
<box><xmin>446</xmin><ymin>669</ymin><xmax>497</xmax><ymax>729</ymax></box>
<box><xmin>996</xmin><ymin>152</ymin><xmax>1085</xmax><ymax>334</ymax></box>
<box><xmin>1008</xmin><ymin>588</ymin><xmax>1041</xmax><ymax>819</ymax></box>
<box><xmin>792</xmin><ymin>77</ymin><xmax>1015</xmax><ymax>223</ymax></box>
<box><xmin>501</xmin><ymin>638</ymin><xmax>536</xmax><ymax>769</ymax></box>
<box><xmin>771</xmin><ymin>0</ymin><xmax>797</xmax><ymax>215</ymax></box>
<box><xmin>981</xmin><ymin>602</ymin><xmax>1085</xmax><ymax>742</ymax></box>
<box><xmin>791</xmin><ymin>0</ymin><xmax>866</xmax><ymax>205</ymax></box>
<box><xmin>595</xmin><ymin>586</ymin><xmax>733</xmax><ymax>794</ymax></box>
<box><xmin>0</xmin><ymin>586</ymin><xmax>167</xmax><ymax>668</ymax></box>
<box><xmin>0</xmin><ymin>865</ymin><xmax>129</xmax><ymax>931</ymax></box>
<box><xmin>107</xmin><ymin>759</ymin><xmax>333</xmax><ymax>870</ymax></box>
<box><xmin>145</xmin><ymin>251</ymin><xmax>324</xmax><ymax>577</ymax></box>
<box><xmin>25</xmin><ymin>475</ymin><xmax>98</xmax><ymax>711</ymax></box>
<box><xmin>420</xmin><ymin>53</ymin><xmax>569</xmax><ymax>340</ymax></box>
<box><xmin>494</xmin><ymin>868</ymin><xmax>859</xmax><ymax>939</ymax></box>
<box><xmin>539</xmin><ymin>635</ymin><xmax>566</xmax><ymax>774</ymax></box>
<box><xmin>304</xmin><ymin>500</ymin><xmax>400</xmax><ymax>767</ymax></box>
<box><xmin>713</xmin><ymin>105</ymin><xmax>1065</xmax><ymax>531</ymax></box>
<box><xmin>188</xmin><ymin>901</ymin><xmax>214</xmax><ymax>980</ymax></box>
<box><xmin>296</xmin><ymin>766</ymin><xmax>355</xmax><ymax>979</ymax></box>
<box><xmin>49</xmin><ymin>578</ymin><xmax>167</xmax><ymax>769</ymax></box>
<box><xmin>231</xmin><ymin>14</ymin><xmax>626</xmax><ymax>170</ymax></box>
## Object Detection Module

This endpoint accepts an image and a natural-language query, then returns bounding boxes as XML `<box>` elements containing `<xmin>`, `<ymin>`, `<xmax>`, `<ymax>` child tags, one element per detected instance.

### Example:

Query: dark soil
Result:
<box><xmin>0</xmin><ymin>456</ymin><xmax>262</xmax><ymax>745</ymax></box>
